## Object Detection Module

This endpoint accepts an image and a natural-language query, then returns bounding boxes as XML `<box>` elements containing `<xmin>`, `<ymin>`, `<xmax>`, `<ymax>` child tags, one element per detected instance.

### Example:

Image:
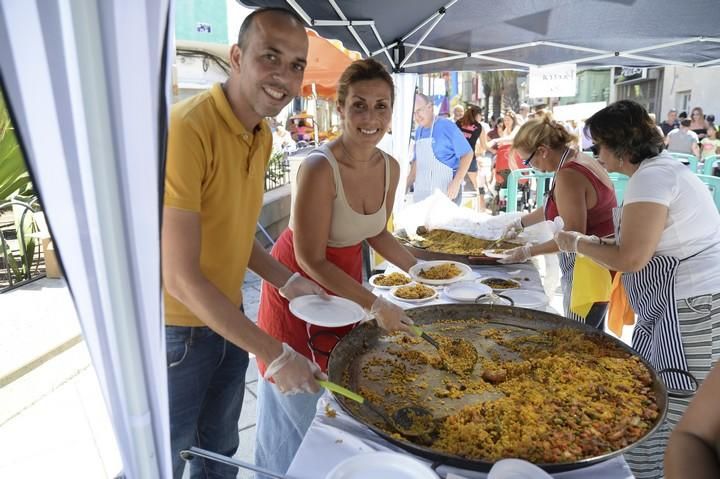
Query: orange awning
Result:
<box><xmin>302</xmin><ymin>29</ymin><xmax>361</xmax><ymax>98</ymax></box>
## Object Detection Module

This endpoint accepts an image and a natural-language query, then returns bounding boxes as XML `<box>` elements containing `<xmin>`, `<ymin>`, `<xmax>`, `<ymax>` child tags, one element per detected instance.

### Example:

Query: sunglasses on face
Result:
<box><xmin>590</xmin><ymin>144</ymin><xmax>600</xmax><ymax>158</ymax></box>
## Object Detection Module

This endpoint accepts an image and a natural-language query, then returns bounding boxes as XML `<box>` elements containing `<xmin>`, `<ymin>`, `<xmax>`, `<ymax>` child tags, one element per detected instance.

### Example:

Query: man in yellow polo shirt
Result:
<box><xmin>162</xmin><ymin>8</ymin><xmax>324</xmax><ymax>478</ymax></box>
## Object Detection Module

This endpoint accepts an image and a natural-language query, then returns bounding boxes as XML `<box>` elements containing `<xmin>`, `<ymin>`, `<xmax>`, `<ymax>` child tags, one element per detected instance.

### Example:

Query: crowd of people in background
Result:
<box><xmin>414</xmin><ymin>100</ymin><xmax>720</xmax><ymax>213</ymax></box>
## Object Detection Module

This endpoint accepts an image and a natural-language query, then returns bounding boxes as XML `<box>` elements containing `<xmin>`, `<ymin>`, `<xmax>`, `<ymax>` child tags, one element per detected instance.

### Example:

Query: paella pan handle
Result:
<box><xmin>657</xmin><ymin>367</ymin><xmax>699</xmax><ymax>399</ymax></box>
<box><xmin>468</xmin><ymin>255</ymin><xmax>498</xmax><ymax>265</ymax></box>
<box><xmin>307</xmin><ymin>330</ymin><xmax>342</xmax><ymax>357</ymax></box>
<box><xmin>474</xmin><ymin>293</ymin><xmax>515</xmax><ymax>306</ymax></box>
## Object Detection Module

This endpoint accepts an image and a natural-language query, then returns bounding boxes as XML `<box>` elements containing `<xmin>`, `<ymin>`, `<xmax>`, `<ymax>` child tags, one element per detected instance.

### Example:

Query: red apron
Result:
<box><xmin>256</xmin><ymin>228</ymin><xmax>362</xmax><ymax>376</ymax></box>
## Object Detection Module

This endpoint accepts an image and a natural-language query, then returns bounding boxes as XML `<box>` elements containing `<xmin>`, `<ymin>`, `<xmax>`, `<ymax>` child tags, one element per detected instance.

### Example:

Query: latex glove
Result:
<box><xmin>263</xmin><ymin>342</ymin><xmax>326</xmax><ymax>395</ymax></box>
<box><xmin>550</xmin><ymin>216</ymin><xmax>565</xmax><ymax>234</ymax></box>
<box><xmin>370</xmin><ymin>296</ymin><xmax>414</xmax><ymax>333</ymax></box>
<box><xmin>498</xmin><ymin>245</ymin><xmax>532</xmax><ymax>264</ymax></box>
<box><xmin>279</xmin><ymin>272</ymin><xmax>327</xmax><ymax>300</ymax></box>
<box><xmin>554</xmin><ymin>231</ymin><xmax>600</xmax><ymax>253</ymax></box>
<box><xmin>501</xmin><ymin>217</ymin><xmax>524</xmax><ymax>240</ymax></box>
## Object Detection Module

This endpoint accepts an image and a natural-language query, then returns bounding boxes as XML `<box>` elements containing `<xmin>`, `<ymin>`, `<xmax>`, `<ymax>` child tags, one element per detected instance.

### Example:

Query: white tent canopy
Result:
<box><xmin>0</xmin><ymin>1</ymin><xmax>172</xmax><ymax>477</ymax></box>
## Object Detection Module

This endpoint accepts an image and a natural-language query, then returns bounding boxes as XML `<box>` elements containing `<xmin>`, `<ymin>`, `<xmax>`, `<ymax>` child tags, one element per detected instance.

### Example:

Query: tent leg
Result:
<box><xmin>180</xmin><ymin>447</ymin><xmax>288</xmax><ymax>479</ymax></box>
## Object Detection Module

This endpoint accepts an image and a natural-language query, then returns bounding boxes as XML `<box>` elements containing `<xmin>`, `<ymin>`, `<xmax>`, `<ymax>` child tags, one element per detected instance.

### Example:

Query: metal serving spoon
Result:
<box><xmin>410</xmin><ymin>325</ymin><xmax>478</xmax><ymax>375</ymax></box>
<box><xmin>318</xmin><ymin>380</ymin><xmax>435</xmax><ymax>437</ymax></box>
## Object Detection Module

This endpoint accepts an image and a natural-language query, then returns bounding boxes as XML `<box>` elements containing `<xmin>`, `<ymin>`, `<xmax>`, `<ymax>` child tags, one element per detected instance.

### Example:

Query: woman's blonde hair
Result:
<box><xmin>513</xmin><ymin>115</ymin><xmax>577</xmax><ymax>152</ymax></box>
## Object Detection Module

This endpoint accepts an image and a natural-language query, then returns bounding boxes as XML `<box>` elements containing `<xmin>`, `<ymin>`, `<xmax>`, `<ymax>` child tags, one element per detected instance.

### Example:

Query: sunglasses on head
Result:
<box><xmin>590</xmin><ymin>144</ymin><xmax>600</xmax><ymax>158</ymax></box>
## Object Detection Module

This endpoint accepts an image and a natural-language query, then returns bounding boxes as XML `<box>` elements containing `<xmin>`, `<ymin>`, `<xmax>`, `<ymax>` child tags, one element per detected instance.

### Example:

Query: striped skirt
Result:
<box><xmin>624</xmin><ymin>292</ymin><xmax>720</xmax><ymax>479</ymax></box>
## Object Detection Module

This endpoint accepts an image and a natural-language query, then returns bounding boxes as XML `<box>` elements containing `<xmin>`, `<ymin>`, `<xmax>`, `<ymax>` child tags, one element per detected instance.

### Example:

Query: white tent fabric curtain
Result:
<box><xmin>0</xmin><ymin>1</ymin><xmax>172</xmax><ymax>477</ymax></box>
<box><xmin>391</xmin><ymin>72</ymin><xmax>418</xmax><ymax>215</ymax></box>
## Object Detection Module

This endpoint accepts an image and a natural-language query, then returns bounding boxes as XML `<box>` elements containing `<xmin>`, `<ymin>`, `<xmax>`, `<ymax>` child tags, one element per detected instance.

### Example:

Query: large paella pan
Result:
<box><xmin>395</xmin><ymin>227</ymin><xmax>522</xmax><ymax>265</ymax></box>
<box><xmin>326</xmin><ymin>304</ymin><xmax>668</xmax><ymax>473</ymax></box>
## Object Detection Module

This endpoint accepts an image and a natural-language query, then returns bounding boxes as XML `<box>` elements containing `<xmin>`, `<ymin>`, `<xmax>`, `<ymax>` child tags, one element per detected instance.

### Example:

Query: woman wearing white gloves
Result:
<box><xmin>499</xmin><ymin>116</ymin><xmax>617</xmax><ymax>329</ymax></box>
<box><xmin>555</xmin><ymin>100</ymin><xmax>720</xmax><ymax>479</ymax></box>
<box><xmin>254</xmin><ymin>59</ymin><xmax>418</xmax><ymax>477</ymax></box>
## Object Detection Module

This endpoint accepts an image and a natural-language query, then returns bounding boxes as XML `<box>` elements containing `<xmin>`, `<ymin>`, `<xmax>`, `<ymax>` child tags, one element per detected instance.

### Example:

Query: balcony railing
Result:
<box><xmin>264</xmin><ymin>151</ymin><xmax>291</xmax><ymax>192</ymax></box>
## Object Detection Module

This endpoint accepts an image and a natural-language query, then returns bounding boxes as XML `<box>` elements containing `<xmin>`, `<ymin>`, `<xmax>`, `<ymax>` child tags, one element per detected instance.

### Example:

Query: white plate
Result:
<box><xmin>289</xmin><ymin>295</ymin><xmax>367</xmax><ymax>327</ymax></box>
<box><xmin>482</xmin><ymin>248</ymin><xmax>511</xmax><ymax>259</ymax></box>
<box><xmin>444</xmin><ymin>281</ymin><xmax>493</xmax><ymax>302</ymax></box>
<box><xmin>409</xmin><ymin>260</ymin><xmax>472</xmax><ymax>285</ymax></box>
<box><xmin>389</xmin><ymin>283</ymin><xmax>439</xmax><ymax>304</ymax></box>
<box><xmin>488</xmin><ymin>459</ymin><xmax>552</xmax><ymax>479</ymax></box>
<box><xmin>326</xmin><ymin>452</ymin><xmax>438</xmax><ymax>479</ymax></box>
<box><xmin>368</xmin><ymin>272</ymin><xmax>412</xmax><ymax>289</ymax></box>
<box><xmin>501</xmin><ymin>289</ymin><xmax>548</xmax><ymax>309</ymax></box>
<box><xmin>479</xmin><ymin>277</ymin><xmax>522</xmax><ymax>291</ymax></box>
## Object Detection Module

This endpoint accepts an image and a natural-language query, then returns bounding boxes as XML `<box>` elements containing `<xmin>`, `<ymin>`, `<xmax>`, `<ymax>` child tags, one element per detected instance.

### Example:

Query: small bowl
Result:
<box><xmin>479</xmin><ymin>277</ymin><xmax>521</xmax><ymax>291</ymax></box>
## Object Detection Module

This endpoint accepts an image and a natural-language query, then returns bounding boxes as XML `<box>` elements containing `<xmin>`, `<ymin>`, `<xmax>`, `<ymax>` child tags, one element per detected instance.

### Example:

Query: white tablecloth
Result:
<box><xmin>287</xmin><ymin>394</ymin><xmax>634</xmax><ymax>479</ymax></box>
<box><xmin>287</xmin><ymin>261</ymin><xmax>634</xmax><ymax>479</ymax></box>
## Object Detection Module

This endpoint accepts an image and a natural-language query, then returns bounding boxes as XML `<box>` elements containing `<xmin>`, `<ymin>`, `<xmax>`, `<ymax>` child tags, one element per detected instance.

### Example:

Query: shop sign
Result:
<box><xmin>529</xmin><ymin>64</ymin><xmax>577</xmax><ymax>98</ymax></box>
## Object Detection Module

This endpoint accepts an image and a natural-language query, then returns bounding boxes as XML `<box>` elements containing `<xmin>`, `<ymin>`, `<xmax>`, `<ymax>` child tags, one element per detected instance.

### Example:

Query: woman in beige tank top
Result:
<box><xmin>255</xmin><ymin>58</ymin><xmax>419</xmax><ymax>476</ymax></box>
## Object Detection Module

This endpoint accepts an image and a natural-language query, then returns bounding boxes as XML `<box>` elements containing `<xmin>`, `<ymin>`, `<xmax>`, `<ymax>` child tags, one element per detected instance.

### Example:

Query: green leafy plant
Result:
<box><xmin>0</xmin><ymin>94</ymin><xmax>32</xmax><ymax>202</ymax></box>
<box><xmin>0</xmin><ymin>89</ymin><xmax>38</xmax><ymax>286</ymax></box>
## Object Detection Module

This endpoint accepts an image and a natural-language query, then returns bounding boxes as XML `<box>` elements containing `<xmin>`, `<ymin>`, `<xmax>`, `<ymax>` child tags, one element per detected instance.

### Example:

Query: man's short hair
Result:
<box><xmin>680</xmin><ymin>118</ymin><xmax>692</xmax><ymax>127</ymax></box>
<box><xmin>668</xmin><ymin>108</ymin><xmax>677</xmax><ymax>113</ymax></box>
<box><xmin>415</xmin><ymin>92</ymin><xmax>432</xmax><ymax>106</ymax></box>
<box><xmin>237</xmin><ymin>7</ymin><xmax>305</xmax><ymax>49</ymax></box>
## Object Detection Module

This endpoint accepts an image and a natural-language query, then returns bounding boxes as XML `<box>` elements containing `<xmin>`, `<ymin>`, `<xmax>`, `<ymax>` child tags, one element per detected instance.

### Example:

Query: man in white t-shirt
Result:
<box><xmin>666</xmin><ymin>118</ymin><xmax>700</xmax><ymax>156</ymax></box>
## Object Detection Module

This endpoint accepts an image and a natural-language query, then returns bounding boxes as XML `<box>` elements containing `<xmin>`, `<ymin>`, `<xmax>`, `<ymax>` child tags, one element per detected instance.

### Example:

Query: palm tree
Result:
<box><xmin>482</xmin><ymin>71</ymin><xmax>504</xmax><ymax>121</ymax></box>
<box><xmin>482</xmin><ymin>75</ymin><xmax>492</xmax><ymax>119</ymax></box>
<box><xmin>501</xmin><ymin>71</ymin><xmax>520</xmax><ymax>113</ymax></box>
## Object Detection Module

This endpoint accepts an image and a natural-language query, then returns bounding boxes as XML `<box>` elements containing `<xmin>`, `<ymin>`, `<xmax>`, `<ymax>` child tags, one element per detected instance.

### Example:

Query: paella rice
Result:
<box><xmin>418</xmin><ymin>263</ymin><xmax>463</xmax><ymax>280</ymax></box>
<box><xmin>373</xmin><ymin>272</ymin><xmax>412</xmax><ymax>286</ymax></box>
<box><xmin>412</xmin><ymin>229</ymin><xmax>518</xmax><ymax>256</ymax></box>
<box><xmin>393</xmin><ymin>283</ymin><xmax>436</xmax><ymax>299</ymax></box>
<box><xmin>348</xmin><ymin>325</ymin><xmax>660</xmax><ymax>464</ymax></box>
<box><xmin>481</xmin><ymin>277</ymin><xmax>520</xmax><ymax>290</ymax></box>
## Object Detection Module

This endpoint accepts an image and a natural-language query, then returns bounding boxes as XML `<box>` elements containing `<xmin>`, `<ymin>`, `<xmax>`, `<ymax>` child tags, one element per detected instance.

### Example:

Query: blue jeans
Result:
<box><xmin>254</xmin><ymin>377</ymin><xmax>323</xmax><ymax>478</ymax></box>
<box><xmin>166</xmin><ymin>326</ymin><xmax>249</xmax><ymax>479</ymax></box>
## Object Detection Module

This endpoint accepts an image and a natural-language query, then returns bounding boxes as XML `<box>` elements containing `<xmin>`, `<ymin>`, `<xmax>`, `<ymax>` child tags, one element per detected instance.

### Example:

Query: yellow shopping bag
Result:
<box><xmin>570</xmin><ymin>255</ymin><xmax>612</xmax><ymax>319</ymax></box>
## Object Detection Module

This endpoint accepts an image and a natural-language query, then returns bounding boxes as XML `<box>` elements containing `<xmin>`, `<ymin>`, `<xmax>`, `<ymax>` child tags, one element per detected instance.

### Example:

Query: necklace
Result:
<box><xmin>339</xmin><ymin>138</ymin><xmax>377</xmax><ymax>164</ymax></box>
